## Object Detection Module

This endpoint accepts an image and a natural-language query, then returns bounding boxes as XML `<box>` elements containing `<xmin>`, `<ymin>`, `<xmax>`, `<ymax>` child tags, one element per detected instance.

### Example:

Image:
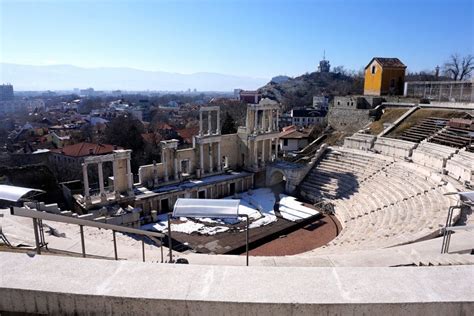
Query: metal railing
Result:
<box><xmin>440</xmin><ymin>196</ymin><xmax>474</xmax><ymax>254</ymax></box>
<box><xmin>10</xmin><ymin>206</ymin><xmax>166</xmax><ymax>262</ymax></box>
<box><xmin>404</xmin><ymin>81</ymin><xmax>474</xmax><ymax>102</ymax></box>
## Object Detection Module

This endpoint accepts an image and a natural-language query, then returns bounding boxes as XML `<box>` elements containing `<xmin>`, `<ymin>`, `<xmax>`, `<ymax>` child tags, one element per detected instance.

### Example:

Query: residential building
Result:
<box><xmin>238</xmin><ymin>90</ymin><xmax>261</xmax><ymax>104</ymax></box>
<box><xmin>279</xmin><ymin>126</ymin><xmax>311</xmax><ymax>152</ymax></box>
<box><xmin>290</xmin><ymin>109</ymin><xmax>326</xmax><ymax>127</ymax></box>
<box><xmin>49</xmin><ymin>142</ymin><xmax>121</xmax><ymax>182</ymax></box>
<box><xmin>0</xmin><ymin>99</ymin><xmax>45</xmax><ymax>115</ymax></box>
<box><xmin>0</xmin><ymin>84</ymin><xmax>14</xmax><ymax>101</ymax></box>
<box><xmin>312</xmin><ymin>96</ymin><xmax>329</xmax><ymax>111</ymax></box>
<box><xmin>364</xmin><ymin>57</ymin><xmax>406</xmax><ymax>96</ymax></box>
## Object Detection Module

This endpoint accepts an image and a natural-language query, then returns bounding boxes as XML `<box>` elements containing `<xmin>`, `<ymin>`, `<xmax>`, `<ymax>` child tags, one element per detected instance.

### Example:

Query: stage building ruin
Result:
<box><xmin>74</xmin><ymin>98</ymin><xmax>282</xmax><ymax>221</ymax></box>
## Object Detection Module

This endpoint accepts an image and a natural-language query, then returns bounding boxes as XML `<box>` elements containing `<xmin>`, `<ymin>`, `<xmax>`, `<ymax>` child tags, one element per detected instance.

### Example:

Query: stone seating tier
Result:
<box><xmin>298</xmin><ymin>146</ymin><xmax>460</xmax><ymax>254</ymax></box>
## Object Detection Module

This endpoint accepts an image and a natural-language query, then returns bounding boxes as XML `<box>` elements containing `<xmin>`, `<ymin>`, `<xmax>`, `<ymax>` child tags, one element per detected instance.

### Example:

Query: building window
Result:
<box><xmin>180</xmin><ymin>159</ymin><xmax>190</xmax><ymax>175</ymax></box>
<box><xmin>198</xmin><ymin>190</ymin><xmax>206</xmax><ymax>199</ymax></box>
<box><xmin>283</xmin><ymin>139</ymin><xmax>288</xmax><ymax>146</ymax></box>
<box><xmin>371</xmin><ymin>65</ymin><xmax>376</xmax><ymax>74</ymax></box>
<box><xmin>222</xmin><ymin>156</ymin><xmax>229</xmax><ymax>169</ymax></box>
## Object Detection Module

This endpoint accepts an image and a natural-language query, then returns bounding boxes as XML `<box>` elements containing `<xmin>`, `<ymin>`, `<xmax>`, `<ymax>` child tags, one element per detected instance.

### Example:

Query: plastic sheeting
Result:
<box><xmin>173</xmin><ymin>198</ymin><xmax>240</xmax><ymax>219</ymax></box>
<box><xmin>458</xmin><ymin>191</ymin><xmax>474</xmax><ymax>203</ymax></box>
<box><xmin>0</xmin><ymin>185</ymin><xmax>45</xmax><ymax>202</ymax></box>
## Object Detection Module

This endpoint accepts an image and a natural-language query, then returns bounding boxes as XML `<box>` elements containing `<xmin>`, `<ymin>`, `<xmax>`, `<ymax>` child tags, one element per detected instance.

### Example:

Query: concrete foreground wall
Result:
<box><xmin>0</xmin><ymin>253</ymin><xmax>473</xmax><ymax>315</ymax></box>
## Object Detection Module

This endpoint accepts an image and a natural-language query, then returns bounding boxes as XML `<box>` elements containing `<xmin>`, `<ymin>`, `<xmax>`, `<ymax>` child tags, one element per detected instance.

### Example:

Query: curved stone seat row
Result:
<box><xmin>298</xmin><ymin>147</ymin><xmax>460</xmax><ymax>254</ymax></box>
<box><xmin>343</xmin><ymin>133</ymin><xmax>376</xmax><ymax>151</ymax></box>
<box><xmin>373</xmin><ymin>137</ymin><xmax>417</xmax><ymax>159</ymax></box>
<box><xmin>445</xmin><ymin>148</ymin><xmax>474</xmax><ymax>184</ymax></box>
<box><xmin>411</xmin><ymin>141</ymin><xmax>458</xmax><ymax>170</ymax></box>
<box><xmin>314</xmin><ymin>188</ymin><xmax>454</xmax><ymax>253</ymax></box>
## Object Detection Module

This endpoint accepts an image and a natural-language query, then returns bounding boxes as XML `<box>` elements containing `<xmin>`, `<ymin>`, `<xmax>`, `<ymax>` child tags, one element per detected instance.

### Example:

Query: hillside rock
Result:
<box><xmin>259</xmin><ymin>71</ymin><xmax>363</xmax><ymax>110</ymax></box>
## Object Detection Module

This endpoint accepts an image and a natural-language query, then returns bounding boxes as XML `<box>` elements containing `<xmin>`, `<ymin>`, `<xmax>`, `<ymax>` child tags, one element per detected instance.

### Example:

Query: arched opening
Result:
<box><xmin>269</xmin><ymin>170</ymin><xmax>286</xmax><ymax>187</ymax></box>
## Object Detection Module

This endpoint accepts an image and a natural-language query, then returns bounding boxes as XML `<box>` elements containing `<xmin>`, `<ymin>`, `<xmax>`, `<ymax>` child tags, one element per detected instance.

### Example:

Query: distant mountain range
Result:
<box><xmin>0</xmin><ymin>63</ymin><xmax>268</xmax><ymax>92</ymax></box>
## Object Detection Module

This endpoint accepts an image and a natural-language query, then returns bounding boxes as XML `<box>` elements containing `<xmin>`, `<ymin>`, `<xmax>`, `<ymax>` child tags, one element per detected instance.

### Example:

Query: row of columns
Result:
<box><xmin>253</xmin><ymin>138</ymin><xmax>279</xmax><ymax>167</ymax></box>
<box><xmin>199</xmin><ymin>142</ymin><xmax>222</xmax><ymax>175</ymax></box>
<box><xmin>161</xmin><ymin>148</ymin><xmax>179</xmax><ymax>182</ymax></box>
<box><xmin>252</xmin><ymin>109</ymin><xmax>278</xmax><ymax>134</ymax></box>
<box><xmin>199</xmin><ymin>109</ymin><xmax>221</xmax><ymax>136</ymax></box>
<box><xmin>82</xmin><ymin>157</ymin><xmax>133</xmax><ymax>206</ymax></box>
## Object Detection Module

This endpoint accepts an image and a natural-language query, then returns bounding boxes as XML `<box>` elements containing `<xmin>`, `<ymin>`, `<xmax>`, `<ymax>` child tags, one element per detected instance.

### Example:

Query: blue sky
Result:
<box><xmin>1</xmin><ymin>0</ymin><xmax>473</xmax><ymax>78</ymax></box>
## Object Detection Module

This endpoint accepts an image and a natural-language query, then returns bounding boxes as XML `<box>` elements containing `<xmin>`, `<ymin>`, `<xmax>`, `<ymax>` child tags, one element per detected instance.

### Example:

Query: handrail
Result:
<box><xmin>10</xmin><ymin>206</ymin><xmax>165</xmax><ymax>262</ymax></box>
<box><xmin>11</xmin><ymin>207</ymin><xmax>165</xmax><ymax>239</ymax></box>
<box><xmin>444</xmin><ymin>225</ymin><xmax>474</xmax><ymax>232</ymax></box>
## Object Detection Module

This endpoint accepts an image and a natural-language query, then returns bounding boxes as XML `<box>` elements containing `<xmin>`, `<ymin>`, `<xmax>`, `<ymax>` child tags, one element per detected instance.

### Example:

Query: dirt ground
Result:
<box><xmin>247</xmin><ymin>214</ymin><xmax>341</xmax><ymax>256</ymax></box>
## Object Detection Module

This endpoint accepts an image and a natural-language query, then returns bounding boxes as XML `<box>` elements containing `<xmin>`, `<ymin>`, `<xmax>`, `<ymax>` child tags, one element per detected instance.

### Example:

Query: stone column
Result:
<box><xmin>275</xmin><ymin>138</ymin><xmax>279</xmax><ymax>160</ymax></box>
<box><xmin>162</xmin><ymin>149</ymin><xmax>169</xmax><ymax>182</ymax></box>
<box><xmin>113</xmin><ymin>161</ymin><xmax>120</xmax><ymax>199</ymax></box>
<box><xmin>217</xmin><ymin>109</ymin><xmax>221</xmax><ymax>134</ymax></box>
<box><xmin>245</xmin><ymin>109</ymin><xmax>249</xmax><ymax>132</ymax></box>
<box><xmin>199</xmin><ymin>143</ymin><xmax>204</xmax><ymax>175</ymax></box>
<box><xmin>174</xmin><ymin>153</ymin><xmax>178</xmax><ymax>180</ymax></box>
<box><xmin>265</xmin><ymin>110</ymin><xmax>269</xmax><ymax>131</ymax></box>
<box><xmin>153</xmin><ymin>160</ymin><xmax>158</xmax><ymax>188</ymax></box>
<box><xmin>270</xmin><ymin>138</ymin><xmax>274</xmax><ymax>161</ymax></box>
<box><xmin>126</xmin><ymin>158</ymin><xmax>133</xmax><ymax>194</ymax></box>
<box><xmin>217</xmin><ymin>142</ymin><xmax>222</xmax><ymax>171</ymax></box>
<box><xmin>254</xmin><ymin>140</ymin><xmax>258</xmax><ymax>167</ymax></box>
<box><xmin>254</xmin><ymin>109</ymin><xmax>258</xmax><ymax>134</ymax></box>
<box><xmin>199</xmin><ymin>111</ymin><xmax>203</xmax><ymax>136</ymax></box>
<box><xmin>82</xmin><ymin>163</ymin><xmax>91</xmax><ymax>205</ymax></box>
<box><xmin>208</xmin><ymin>111</ymin><xmax>212</xmax><ymax>135</ymax></box>
<box><xmin>209</xmin><ymin>143</ymin><xmax>213</xmax><ymax>173</ymax></box>
<box><xmin>276</xmin><ymin>110</ymin><xmax>279</xmax><ymax>131</ymax></box>
<box><xmin>268</xmin><ymin>110</ymin><xmax>272</xmax><ymax>132</ymax></box>
<box><xmin>98</xmin><ymin>162</ymin><xmax>106</xmax><ymax>203</ymax></box>
<box><xmin>262</xmin><ymin>139</ymin><xmax>266</xmax><ymax>165</ymax></box>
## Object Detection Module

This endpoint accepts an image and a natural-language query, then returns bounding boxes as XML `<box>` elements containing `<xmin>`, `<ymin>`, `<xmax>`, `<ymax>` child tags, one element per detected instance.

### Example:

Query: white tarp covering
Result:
<box><xmin>457</xmin><ymin>191</ymin><xmax>474</xmax><ymax>202</ymax></box>
<box><xmin>172</xmin><ymin>198</ymin><xmax>240</xmax><ymax>219</ymax></box>
<box><xmin>0</xmin><ymin>185</ymin><xmax>45</xmax><ymax>202</ymax></box>
<box><xmin>143</xmin><ymin>189</ymin><xmax>319</xmax><ymax>236</ymax></box>
<box><xmin>445</xmin><ymin>191</ymin><xmax>474</xmax><ymax>203</ymax></box>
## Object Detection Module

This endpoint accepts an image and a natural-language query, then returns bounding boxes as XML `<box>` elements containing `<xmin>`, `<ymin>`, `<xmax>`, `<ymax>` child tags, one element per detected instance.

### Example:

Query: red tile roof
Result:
<box><xmin>177</xmin><ymin>127</ymin><xmax>200</xmax><ymax>144</ymax></box>
<box><xmin>365</xmin><ymin>57</ymin><xmax>406</xmax><ymax>69</ymax></box>
<box><xmin>142</xmin><ymin>132</ymin><xmax>163</xmax><ymax>144</ymax></box>
<box><xmin>155</xmin><ymin>122</ymin><xmax>174</xmax><ymax>130</ymax></box>
<box><xmin>51</xmin><ymin>142</ymin><xmax>121</xmax><ymax>157</ymax></box>
<box><xmin>279</xmin><ymin>126</ymin><xmax>312</xmax><ymax>139</ymax></box>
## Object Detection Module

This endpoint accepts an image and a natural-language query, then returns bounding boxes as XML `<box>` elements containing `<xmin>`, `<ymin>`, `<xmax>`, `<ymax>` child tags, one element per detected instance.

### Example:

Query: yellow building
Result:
<box><xmin>364</xmin><ymin>57</ymin><xmax>406</xmax><ymax>96</ymax></box>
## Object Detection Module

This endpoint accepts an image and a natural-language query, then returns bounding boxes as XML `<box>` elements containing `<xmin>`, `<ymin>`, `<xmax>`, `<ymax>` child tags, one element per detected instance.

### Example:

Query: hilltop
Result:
<box><xmin>258</xmin><ymin>71</ymin><xmax>364</xmax><ymax>110</ymax></box>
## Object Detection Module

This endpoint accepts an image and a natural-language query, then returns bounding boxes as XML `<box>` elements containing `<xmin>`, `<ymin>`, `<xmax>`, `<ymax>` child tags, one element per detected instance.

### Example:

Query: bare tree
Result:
<box><xmin>443</xmin><ymin>54</ymin><xmax>474</xmax><ymax>81</ymax></box>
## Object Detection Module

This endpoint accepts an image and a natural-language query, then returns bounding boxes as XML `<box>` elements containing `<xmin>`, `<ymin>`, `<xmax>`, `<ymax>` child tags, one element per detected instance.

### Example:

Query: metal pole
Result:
<box><xmin>38</xmin><ymin>219</ymin><xmax>48</xmax><ymax>250</ymax></box>
<box><xmin>32</xmin><ymin>218</ymin><xmax>41</xmax><ymax>255</ymax></box>
<box><xmin>441</xmin><ymin>207</ymin><xmax>451</xmax><ymax>254</ymax></box>
<box><xmin>160</xmin><ymin>237</ymin><xmax>164</xmax><ymax>263</ymax></box>
<box><xmin>168</xmin><ymin>213</ymin><xmax>173</xmax><ymax>263</ymax></box>
<box><xmin>142</xmin><ymin>239</ymin><xmax>145</xmax><ymax>262</ymax></box>
<box><xmin>445</xmin><ymin>208</ymin><xmax>454</xmax><ymax>254</ymax></box>
<box><xmin>244</xmin><ymin>214</ymin><xmax>249</xmax><ymax>266</ymax></box>
<box><xmin>80</xmin><ymin>225</ymin><xmax>86</xmax><ymax>258</ymax></box>
<box><xmin>113</xmin><ymin>230</ymin><xmax>118</xmax><ymax>260</ymax></box>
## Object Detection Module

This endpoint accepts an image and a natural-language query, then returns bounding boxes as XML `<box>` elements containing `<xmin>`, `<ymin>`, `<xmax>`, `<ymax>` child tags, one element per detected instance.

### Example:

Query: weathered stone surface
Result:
<box><xmin>0</xmin><ymin>252</ymin><xmax>473</xmax><ymax>315</ymax></box>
